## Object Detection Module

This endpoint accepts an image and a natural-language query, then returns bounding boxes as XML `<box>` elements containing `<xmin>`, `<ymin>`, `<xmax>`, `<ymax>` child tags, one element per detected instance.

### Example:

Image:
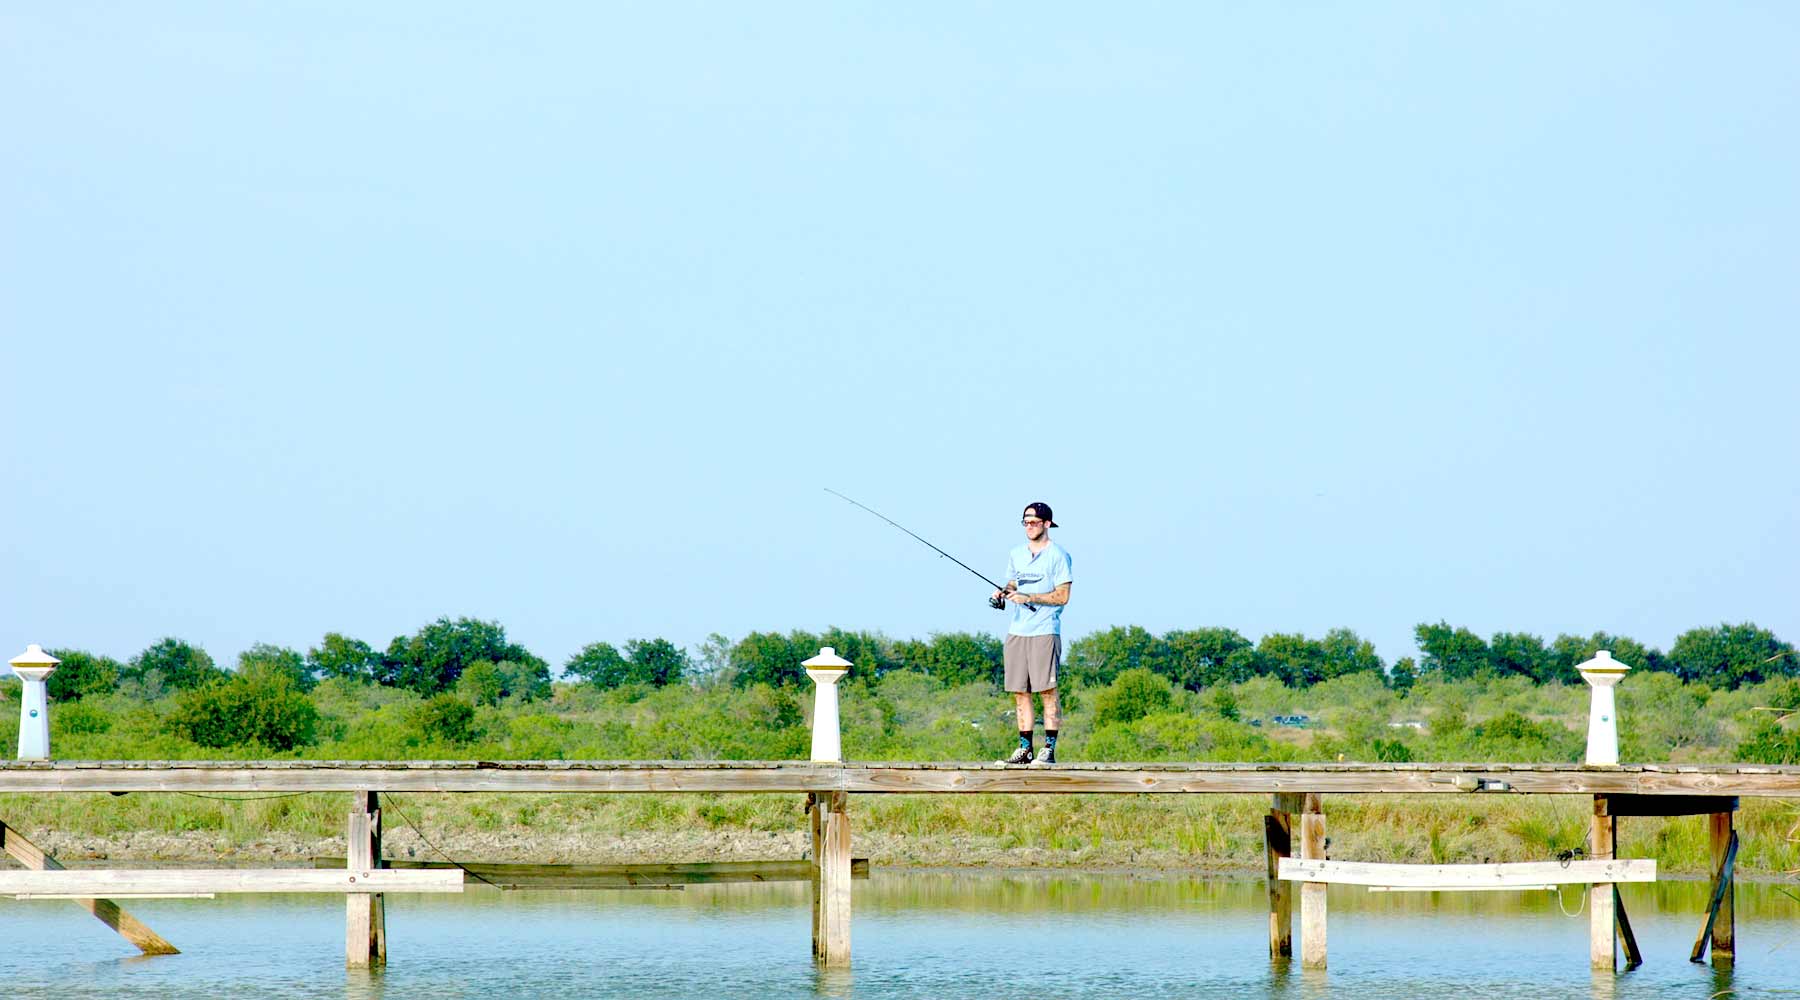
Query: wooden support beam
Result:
<box><xmin>811</xmin><ymin>791</ymin><xmax>851</xmax><ymax>966</ymax></box>
<box><xmin>1278</xmin><ymin>858</ymin><xmax>1655</xmax><ymax>886</ymax></box>
<box><xmin>1266</xmin><ymin>792</ymin><xmax>1301</xmax><ymax>960</ymax></box>
<box><xmin>1614</xmin><ymin>886</ymin><xmax>1642</xmax><ymax>970</ymax></box>
<box><xmin>1710</xmin><ymin>812</ymin><xmax>1735</xmax><ymax>965</ymax></box>
<box><xmin>1608</xmin><ymin>794</ymin><xmax>1739</xmax><ymax>817</ymax></box>
<box><xmin>347</xmin><ymin>791</ymin><xmax>386</xmax><ymax>969</ymax></box>
<box><xmin>1590</xmin><ymin>795</ymin><xmax>1615</xmax><ymax>971</ymax></box>
<box><xmin>0</xmin><ymin>869</ymin><xmax>461</xmax><ymax>895</ymax></box>
<box><xmin>1691</xmin><ymin>822</ymin><xmax>1739</xmax><ymax>964</ymax></box>
<box><xmin>1299</xmin><ymin>793</ymin><xmax>1326</xmax><ymax>970</ymax></box>
<box><xmin>308</xmin><ymin>856</ymin><xmax>871</xmax><ymax>888</ymax></box>
<box><xmin>0</xmin><ymin>820</ymin><xmax>179</xmax><ymax>955</ymax></box>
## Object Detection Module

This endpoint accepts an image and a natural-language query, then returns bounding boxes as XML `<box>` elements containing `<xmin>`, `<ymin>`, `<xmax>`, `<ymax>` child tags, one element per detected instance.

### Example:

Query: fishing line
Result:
<box><xmin>380</xmin><ymin>792</ymin><xmax>501</xmax><ymax>888</ymax></box>
<box><xmin>824</xmin><ymin>488</ymin><xmax>1031</xmax><ymax>610</ymax></box>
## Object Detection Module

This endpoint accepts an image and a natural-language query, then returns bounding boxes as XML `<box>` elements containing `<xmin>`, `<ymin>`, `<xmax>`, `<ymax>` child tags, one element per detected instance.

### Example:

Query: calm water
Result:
<box><xmin>0</xmin><ymin>874</ymin><xmax>1795</xmax><ymax>999</ymax></box>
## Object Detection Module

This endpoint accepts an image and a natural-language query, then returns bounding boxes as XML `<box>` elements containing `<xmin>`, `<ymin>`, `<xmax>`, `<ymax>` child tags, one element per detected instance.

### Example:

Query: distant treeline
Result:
<box><xmin>30</xmin><ymin>616</ymin><xmax>1797</xmax><ymax>704</ymax></box>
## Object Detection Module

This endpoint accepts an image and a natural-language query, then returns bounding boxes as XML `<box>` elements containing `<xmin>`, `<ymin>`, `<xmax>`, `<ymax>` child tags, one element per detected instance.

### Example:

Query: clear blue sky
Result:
<box><xmin>3</xmin><ymin>4</ymin><xmax>1796</xmax><ymax>676</ymax></box>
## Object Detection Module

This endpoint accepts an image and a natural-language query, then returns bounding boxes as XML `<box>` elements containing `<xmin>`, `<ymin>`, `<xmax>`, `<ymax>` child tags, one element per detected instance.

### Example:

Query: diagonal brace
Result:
<box><xmin>0</xmin><ymin>820</ymin><xmax>179</xmax><ymax>955</ymax></box>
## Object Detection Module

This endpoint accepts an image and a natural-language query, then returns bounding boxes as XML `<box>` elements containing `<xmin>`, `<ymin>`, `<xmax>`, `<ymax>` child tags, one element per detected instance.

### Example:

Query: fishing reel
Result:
<box><xmin>988</xmin><ymin>582</ymin><xmax>1017</xmax><ymax>610</ymax></box>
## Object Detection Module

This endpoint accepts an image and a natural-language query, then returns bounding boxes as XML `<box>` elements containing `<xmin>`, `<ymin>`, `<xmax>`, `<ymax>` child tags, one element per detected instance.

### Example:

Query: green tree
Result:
<box><xmin>306</xmin><ymin>633</ymin><xmax>382</xmax><ymax>684</ymax></box>
<box><xmin>624</xmin><ymin>638</ymin><xmax>690</xmax><ymax>687</ymax></box>
<box><xmin>43</xmin><ymin>649</ymin><xmax>121</xmax><ymax>701</ymax></box>
<box><xmin>565</xmin><ymin>642</ymin><xmax>631</xmax><ymax>687</ymax></box>
<box><xmin>168</xmin><ymin>671</ymin><xmax>318</xmax><ymax>750</ymax></box>
<box><xmin>730</xmin><ymin>631</ymin><xmax>818</xmax><ymax>688</ymax></box>
<box><xmin>1064</xmin><ymin>626</ymin><xmax>1163</xmax><ymax>688</ymax></box>
<box><xmin>900</xmin><ymin>632</ymin><xmax>1003</xmax><ymax>687</ymax></box>
<box><xmin>128</xmin><ymin>637</ymin><xmax>224</xmax><ymax>690</ymax></box>
<box><xmin>238</xmin><ymin>642</ymin><xmax>312</xmax><ymax>691</ymax></box>
<box><xmin>1251</xmin><ymin>633</ymin><xmax>1327</xmax><ymax>687</ymax></box>
<box><xmin>1388</xmin><ymin>656</ymin><xmax>1417</xmax><ymax>694</ymax></box>
<box><xmin>1414</xmin><ymin>622</ymin><xmax>1489</xmax><ymax>680</ymax></box>
<box><xmin>1092</xmin><ymin>667</ymin><xmax>1175</xmax><ymax>726</ymax></box>
<box><xmin>381</xmin><ymin>617</ymin><xmax>547</xmax><ymax>694</ymax></box>
<box><xmin>1159</xmin><ymin>628</ymin><xmax>1253</xmax><ymax>691</ymax></box>
<box><xmin>1667</xmin><ymin>623</ymin><xmax>1797</xmax><ymax>687</ymax></box>
<box><xmin>1488</xmin><ymin>632</ymin><xmax>1551</xmax><ymax>683</ymax></box>
<box><xmin>1319</xmin><ymin>627</ymin><xmax>1384</xmax><ymax>681</ymax></box>
<box><xmin>1547</xmin><ymin>632</ymin><xmax>1660</xmax><ymax>684</ymax></box>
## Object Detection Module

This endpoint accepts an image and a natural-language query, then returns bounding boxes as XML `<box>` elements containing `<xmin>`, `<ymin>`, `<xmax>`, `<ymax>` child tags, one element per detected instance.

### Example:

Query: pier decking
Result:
<box><xmin>2</xmin><ymin>759</ymin><xmax>1797</xmax><ymax>795</ymax></box>
<box><xmin>3</xmin><ymin>760</ymin><xmax>1793</xmax><ymax>971</ymax></box>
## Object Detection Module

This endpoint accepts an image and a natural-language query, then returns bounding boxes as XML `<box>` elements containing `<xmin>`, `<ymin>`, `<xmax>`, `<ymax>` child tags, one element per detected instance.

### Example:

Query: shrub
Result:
<box><xmin>1735</xmin><ymin>719</ymin><xmax>1800</xmax><ymax>764</ymax></box>
<box><xmin>52</xmin><ymin>700</ymin><xmax>113</xmax><ymax>736</ymax></box>
<box><xmin>411</xmin><ymin>694</ymin><xmax>479</xmax><ymax>744</ymax></box>
<box><xmin>168</xmin><ymin>672</ymin><xmax>319</xmax><ymax>751</ymax></box>
<box><xmin>1093</xmin><ymin>668</ymin><xmax>1175</xmax><ymax>726</ymax></box>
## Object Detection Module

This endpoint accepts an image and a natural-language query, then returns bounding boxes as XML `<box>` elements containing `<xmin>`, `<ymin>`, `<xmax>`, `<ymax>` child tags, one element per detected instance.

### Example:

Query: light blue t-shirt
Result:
<box><xmin>1005</xmin><ymin>541</ymin><xmax>1073</xmax><ymax>637</ymax></box>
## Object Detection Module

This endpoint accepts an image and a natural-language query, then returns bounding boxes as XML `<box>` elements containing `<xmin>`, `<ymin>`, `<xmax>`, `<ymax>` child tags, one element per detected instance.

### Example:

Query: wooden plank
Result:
<box><xmin>1614</xmin><ymin>886</ymin><xmax>1642</xmax><ymax>970</ymax></box>
<box><xmin>815</xmin><ymin>790</ymin><xmax>851</xmax><ymax>967</ymax></box>
<box><xmin>809</xmin><ymin>793</ymin><xmax>823</xmax><ymax>962</ymax></box>
<box><xmin>1591</xmin><ymin>795</ymin><xmax>1615</xmax><ymax>971</ymax></box>
<box><xmin>346</xmin><ymin>792</ymin><xmax>384</xmax><ymax>969</ymax></box>
<box><xmin>1265</xmin><ymin>803</ymin><xmax>1293</xmax><ymax>959</ymax></box>
<box><xmin>0</xmin><ymin>820</ymin><xmax>179</xmax><ymax>955</ymax></box>
<box><xmin>1709</xmin><ymin>812</ymin><xmax>1735</xmax><ymax>965</ymax></box>
<box><xmin>1299</xmin><ymin>793</ymin><xmax>1326</xmax><ymax>970</ymax></box>
<box><xmin>1691</xmin><ymin>826</ymin><xmax>1739</xmax><ymax>963</ymax></box>
<box><xmin>308</xmin><ymin>857</ymin><xmax>871</xmax><ymax>886</ymax></box>
<box><xmin>2</xmin><ymin>761</ymin><xmax>1799</xmax><ymax>796</ymax></box>
<box><xmin>1277</xmin><ymin>858</ymin><xmax>1656</xmax><ymax>886</ymax></box>
<box><xmin>1368</xmin><ymin>885</ymin><xmax>1560</xmax><ymax>893</ymax></box>
<box><xmin>0</xmin><ymin>870</ymin><xmax>463</xmax><ymax>895</ymax></box>
<box><xmin>1609</xmin><ymin>794</ymin><xmax>1739</xmax><ymax>817</ymax></box>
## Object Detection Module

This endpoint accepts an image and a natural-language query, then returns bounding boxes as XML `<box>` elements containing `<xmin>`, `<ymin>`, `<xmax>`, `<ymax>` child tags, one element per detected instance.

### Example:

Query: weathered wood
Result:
<box><xmin>813</xmin><ymin>790</ymin><xmax>851</xmax><ymax>966</ymax></box>
<box><xmin>1608</xmin><ymin>794</ymin><xmax>1739</xmax><ymax>817</ymax></box>
<box><xmin>1590</xmin><ymin>795</ymin><xmax>1615</xmax><ymax>971</ymax></box>
<box><xmin>1691</xmin><ymin>824</ymin><xmax>1739</xmax><ymax>964</ymax></box>
<box><xmin>1265</xmin><ymin>796</ymin><xmax>1296</xmax><ymax>959</ymax></box>
<box><xmin>308</xmin><ymin>857</ymin><xmax>871</xmax><ymax>887</ymax></box>
<box><xmin>0</xmin><ymin>869</ymin><xmax>463</xmax><ymax>895</ymax></box>
<box><xmin>1299</xmin><ymin>793</ymin><xmax>1326</xmax><ymax>970</ymax></box>
<box><xmin>1614</xmin><ymin>886</ymin><xmax>1642</xmax><ymax>970</ymax></box>
<box><xmin>1278</xmin><ymin>858</ymin><xmax>1656</xmax><ymax>886</ymax></box>
<box><xmin>346</xmin><ymin>792</ymin><xmax>385</xmax><ymax>968</ymax></box>
<box><xmin>1709</xmin><ymin>812</ymin><xmax>1735</xmax><ymax>965</ymax></box>
<box><xmin>809</xmin><ymin>793</ymin><xmax>823</xmax><ymax>960</ymax></box>
<box><xmin>0</xmin><ymin>821</ymin><xmax>180</xmax><ymax>955</ymax></box>
<box><xmin>2</xmin><ymin>761</ymin><xmax>1798</xmax><ymax>796</ymax></box>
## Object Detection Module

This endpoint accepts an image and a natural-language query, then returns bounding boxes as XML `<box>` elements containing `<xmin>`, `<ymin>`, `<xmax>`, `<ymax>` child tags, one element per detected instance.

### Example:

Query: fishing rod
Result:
<box><xmin>824</xmin><ymin>488</ymin><xmax>1030</xmax><ymax>611</ymax></box>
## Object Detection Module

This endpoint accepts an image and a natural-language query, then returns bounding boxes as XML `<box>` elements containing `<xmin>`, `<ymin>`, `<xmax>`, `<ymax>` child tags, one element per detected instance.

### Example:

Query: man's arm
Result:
<box><xmin>1007</xmin><ymin>582</ymin><xmax>1071</xmax><ymax>606</ymax></box>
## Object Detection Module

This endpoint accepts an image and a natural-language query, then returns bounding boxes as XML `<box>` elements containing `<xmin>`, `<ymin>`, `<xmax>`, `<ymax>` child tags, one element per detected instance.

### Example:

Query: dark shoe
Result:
<box><xmin>997</xmin><ymin>744</ymin><xmax>1034</xmax><ymax>765</ymax></box>
<box><xmin>1030</xmin><ymin>746</ymin><xmax>1057</xmax><ymax>766</ymax></box>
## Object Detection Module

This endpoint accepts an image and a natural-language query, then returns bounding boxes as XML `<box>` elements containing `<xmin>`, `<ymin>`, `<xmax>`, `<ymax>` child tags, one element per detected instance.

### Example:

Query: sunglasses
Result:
<box><xmin>1021</xmin><ymin>518</ymin><xmax>1045</xmax><ymax>526</ymax></box>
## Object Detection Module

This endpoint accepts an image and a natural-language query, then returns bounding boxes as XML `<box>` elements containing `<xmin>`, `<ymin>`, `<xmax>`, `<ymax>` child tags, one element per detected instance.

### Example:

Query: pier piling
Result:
<box><xmin>1590</xmin><ymin>795</ymin><xmax>1615</xmax><ymax>970</ymax></box>
<box><xmin>809</xmin><ymin>790</ymin><xmax>852</xmax><ymax>966</ymax></box>
<box><xmin>346</xmin><ymin>791</ymin><xmax>386</xmax><ymax>968</ymax></box>
<box><xmin>1266</xmin><ymin>793</ymin><xmax>1301</xmax><ymax>959</ymax></box>
<box><xmin>1299</xmin><ymin>793</ymin><xmax>1326</xmax><ymax>969</ymax></box>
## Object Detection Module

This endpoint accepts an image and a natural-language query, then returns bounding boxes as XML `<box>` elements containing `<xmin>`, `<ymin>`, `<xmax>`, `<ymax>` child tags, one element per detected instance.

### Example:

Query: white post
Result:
<box><xmin>803</xmin><ymin>647</ymin><xmax>851</xmax><ymax>763</ymax></box>
<box><xmin>1578</xmin><ymin>650</ymin><xmax>1630</xmax><ymax>766</ymax></box>
<box><xmin>10</xmin><ymin>645</ymin><xmax>60</xmax><ymax>760</ymax></box>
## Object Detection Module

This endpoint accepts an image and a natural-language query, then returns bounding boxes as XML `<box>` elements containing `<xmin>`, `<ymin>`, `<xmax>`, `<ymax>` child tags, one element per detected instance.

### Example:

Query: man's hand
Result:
<box><xmin>1005</xmin><ymin>590</ymin><xmax>1032</xmax><ymax>604</ymax></box>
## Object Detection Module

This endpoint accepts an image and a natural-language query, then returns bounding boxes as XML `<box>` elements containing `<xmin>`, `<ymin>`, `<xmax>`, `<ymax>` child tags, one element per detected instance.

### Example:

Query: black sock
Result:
<box><xmin>1017</xmin><ymin>731</ymin><xmax>1033</xmax><ymax>750</ymax></box>
<box><xmin>1045</xmin><ymin>730</ymin><xmax>1059</xmax><ymax>750</ymax></box>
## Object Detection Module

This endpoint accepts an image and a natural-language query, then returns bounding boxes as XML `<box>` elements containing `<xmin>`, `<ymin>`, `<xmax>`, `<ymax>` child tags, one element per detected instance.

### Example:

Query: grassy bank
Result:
<box><xmin>3</xmin><ymin>792</ymin><xmax>1794</xmax><ymax>879</ymax></box>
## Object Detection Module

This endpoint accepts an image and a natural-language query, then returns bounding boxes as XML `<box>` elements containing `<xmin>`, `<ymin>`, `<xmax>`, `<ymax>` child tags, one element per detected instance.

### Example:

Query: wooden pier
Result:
<box><xmin>2</xmin><ymin>760</ymin><xmax>1793</xmax><ymax>971</ymax></box>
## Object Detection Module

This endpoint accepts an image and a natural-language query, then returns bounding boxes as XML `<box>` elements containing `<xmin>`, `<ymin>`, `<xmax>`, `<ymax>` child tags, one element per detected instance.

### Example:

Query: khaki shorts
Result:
<box><xmin>1003</xmin><ymin>634</ymin><xmax>1061</xmax><ymax>693</ymax></box>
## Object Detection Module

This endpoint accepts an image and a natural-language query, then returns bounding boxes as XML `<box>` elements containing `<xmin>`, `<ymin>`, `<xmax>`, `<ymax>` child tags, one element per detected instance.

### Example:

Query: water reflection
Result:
<box><xmin>0</xmin><ymin>873</ymin><xmax>1793</xmax><ymax>999</ymax></box>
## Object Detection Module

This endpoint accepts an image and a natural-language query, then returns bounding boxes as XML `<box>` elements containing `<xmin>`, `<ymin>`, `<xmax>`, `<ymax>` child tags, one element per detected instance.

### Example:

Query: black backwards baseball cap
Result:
<box><xmin>1022</xmin><ymin>502</ymin><xmax>1058</xmax><ymax>527</ymax></box>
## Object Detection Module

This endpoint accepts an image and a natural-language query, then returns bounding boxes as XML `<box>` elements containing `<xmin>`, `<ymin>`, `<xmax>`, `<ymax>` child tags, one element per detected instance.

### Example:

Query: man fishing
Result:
<box><xmin>995</xmin><ymin>502</ymin><xmax>1072</xmax><ymax>766</ymax></box>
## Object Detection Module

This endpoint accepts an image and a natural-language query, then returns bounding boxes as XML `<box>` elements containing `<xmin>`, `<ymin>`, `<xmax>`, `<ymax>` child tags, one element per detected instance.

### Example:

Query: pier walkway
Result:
<box><xmin>2</xmin><ymin>760</ymin><xmax>1794</xmax><ymax>971</ymax></box>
